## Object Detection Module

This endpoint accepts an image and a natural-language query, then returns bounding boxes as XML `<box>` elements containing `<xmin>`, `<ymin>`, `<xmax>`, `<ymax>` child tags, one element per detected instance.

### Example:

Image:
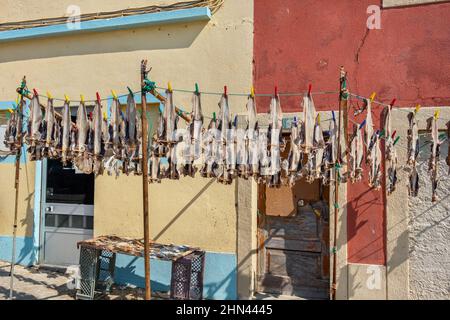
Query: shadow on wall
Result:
<box><xmin>0</xmin><ymin>20</ymin><xmax>208</xmax><ymax>63</ymax></box>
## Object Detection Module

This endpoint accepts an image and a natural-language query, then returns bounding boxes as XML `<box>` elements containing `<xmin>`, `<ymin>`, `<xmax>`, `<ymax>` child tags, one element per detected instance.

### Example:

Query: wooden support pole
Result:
<box><xmin>331</xmin><ymin>66</ymin><xmax>348</xmax><ymax>300</ymax></box>
<box><xmin>9</xmin><ymin>79</ymin><xmax>25</xmax><ymax>300</ymax></box>
<box><xmin>140</xmin><ymin>60</ymin><xmax>152</xmax><ymax>300</ymax></box>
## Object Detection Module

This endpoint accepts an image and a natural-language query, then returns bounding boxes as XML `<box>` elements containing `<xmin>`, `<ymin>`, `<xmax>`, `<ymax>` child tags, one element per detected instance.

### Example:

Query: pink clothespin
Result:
<box><xmin>96</xmin><ymin>92</ymin><xmax>101</xmax><ymax>103</ymax></box>
<box><xmin>308</xmin><ymin>84</ymin><xmax>312</xmax><ymax>97</ymax></box>
<box><xmin>390</xmin><ymin>99</ymin><xmax>396</xmax><ymax>107</ymax></box>
<box><xmin>33</xmin><ymin>88</ymin><xmax>38</xmax><ymax>97</ymax></box>
<box><xmin>274</xmin><ymin>86</ymin><xmax>278</xmax><ymax>96</ymax></box>
<box><xmin>224</xmin><ymin>86</ymin><xmax>227</xmax><ymax>98</ymax></box>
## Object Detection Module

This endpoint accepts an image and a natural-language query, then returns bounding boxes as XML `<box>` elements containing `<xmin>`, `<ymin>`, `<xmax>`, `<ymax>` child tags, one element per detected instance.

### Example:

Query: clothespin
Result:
<box><xmin>127</xmin><ymin>87</ymin><xmax>134</xmax><ymax>96</ymax></box>
<box><xmin>234</xmin><ymin>115</ymin><xmax>238</xmax><ymax>127</ymax></box>
<box><xmin>332</xmin><ymin>110</ymin><xmax>336</xmax><ymax>122</ymax></box>
<box><xmin>224</xmin><ymin>86</ymin><xmax>228</xmax><ymax>98</ymax></box>
<box><xmin>64</xmin><ymin>94</ymin><xmax>70</xmax><ymax>103</ymax></box>
<box><xmin>103</xmin><ymin>111</ymin><xmax>107</xmax><ymax>121</ymax></box>
<box><xmin>316</xmin><ymin>113</ymin><xmax>321</xmax><ymax>125</ymax></box>
<box><xmin>434</xmin><ymin>109</ymin><xmax>440</xmax><ymax>120</ymax></box>
<box><xmin>390</xmin><ymin>99</ymin><xmax>397</xmax><ymax>107</ymax></box>
<box><xmin>415</xmin><ymin>104</ymin><xmax>421</xmax><ymax>114</ymax></box>
<box><xmin>96</xmin><ymin>92</ymin><xmax>101</xmax><ymax>104</ymax></box>
<box><xmin>46</xmin><ymin>91</ymin><xmax>53</xmax><ymax>100</ymax></box>
<box><xmin>293</xmin><ymin>116</ymin><xmax>298</xmax><ymax>125</ymax></box>
<box><xmin>168</xmin><ymin>82</ymin><xmax>173</xmax><ymax>93</ymax></box>
<box><xmin>195</xmin><ymin>83</ymin><xmax>200</xmax><ymax>95</ymax></box>
<box><xmin>7</xmin><ymin>108</ymin><xmax>14</xmax><ymax>114</ymax></box>
<box><xmin>394</xmin><ymin>136</ymin><xmax>400</xmax><ymax>146</ymax></box>
<box><xmin>250</xmin><ymin>86</ymin><xmax>255</xmax><ymax>98</ymax></box>
<box><xmin>308</xmin><ymin>84</ymin><xmax>312</xmax><ymax>97</ymax></box>
<box><xmin>33</xmin><ymin>88</ymin><xmax>38</xmax><ymax>97</ymax></box>
<box><xmin>359</xmin><ymin>120</ymin><xmax>366</xmax><ymax>130</ymax></box>
<box><xmin>80</xmin><ymin>94</ymin><xmax>85</xmax><ymax>104</ymax></box>
<box><xmin>213</xmin><ymin>112</ymin><xmax>216</xmax><ymax>122</ymax></box>
<box><xmin>111</xmin><ymin>90</ymin><xmax>118</xmax><ymax>100</ymax></box>
<box><xmin>274</xmin><ymin>86</ymin><xmax>278</xmax><ymax>96</ymax></box>
<box><xmin>379</xmin><ymin>129</ymin><xmax>385</xmax><ymax>137</ymax></box>
<box><xmin>392</xmin><ymin>130</ymin><xmax>397</xmax><ymax>139</ymax></box>
<box><xmin>369</xmin><ymin>92</ymin><xmax>376</xmax><ymax>102</ymax></box>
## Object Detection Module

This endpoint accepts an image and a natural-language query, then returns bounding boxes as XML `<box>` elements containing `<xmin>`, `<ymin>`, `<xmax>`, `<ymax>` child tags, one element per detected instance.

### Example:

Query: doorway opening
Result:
<box><xmin>256</xmin><ymin>133</ymin><xmax>330</xmax><ymax>300</ymax></box>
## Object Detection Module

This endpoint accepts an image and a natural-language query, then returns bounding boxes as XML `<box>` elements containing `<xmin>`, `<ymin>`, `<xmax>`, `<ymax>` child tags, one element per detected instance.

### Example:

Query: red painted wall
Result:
<box><xmin>254</xmin><ymin>0</ymin><xmax>450</xmax><ymax>265</ymax></box>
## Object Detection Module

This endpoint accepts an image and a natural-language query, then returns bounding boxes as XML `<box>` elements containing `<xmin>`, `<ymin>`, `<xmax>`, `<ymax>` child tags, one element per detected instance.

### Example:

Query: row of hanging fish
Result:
<box><xmin>5</xmin><ymin>91</ymin><xmax>449</xmax><ymax>195</ymax></box>
<box><xmin>14</xmin><ymin>93</ymin><xmax>143</xmax><ymax>176</ymax></box>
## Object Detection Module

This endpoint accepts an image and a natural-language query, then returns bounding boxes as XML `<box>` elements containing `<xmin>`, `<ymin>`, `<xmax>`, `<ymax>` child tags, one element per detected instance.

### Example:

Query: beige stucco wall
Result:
<box><xmin>0</xmin><ymin>160</ymin><xmax>35</xmax><ymax>237</ymax></box>
<box><xmin>0</xmin><ymin>0</ymin><xmax>254</xmax><ymax>254</ymax></box>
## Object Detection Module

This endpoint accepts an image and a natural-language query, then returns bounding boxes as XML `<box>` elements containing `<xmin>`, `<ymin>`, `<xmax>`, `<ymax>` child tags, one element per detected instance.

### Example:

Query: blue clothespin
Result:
<box><xmin>332</xmin><ymin>111</ymin><xmax>336</xmax><ymax>123</ymax></box>
<box><xmin>234</xmin><ymin>115</ymin><xmax>238</xmax><ymax>127</ymax></box>
<box><xmin>359</xmin><ymin>120</ymin><xmax>366</xmax><ymax>130</ymax></box>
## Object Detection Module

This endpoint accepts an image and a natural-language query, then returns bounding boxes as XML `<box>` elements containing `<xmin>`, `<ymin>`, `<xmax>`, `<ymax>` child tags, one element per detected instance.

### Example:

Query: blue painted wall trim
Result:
<box><xmin>0</xmin><ymin>236</ymin><xmax>35</xmax><ymax>266</ymax></box>
<box><xmin>32</xmin><ymin>161</ymin><xmax>43</xmax><ymax>264</ymax></box>
<box><xmin>115</xmin><ymin>252</ymin><xmax>237</xmax><ymax>300</ymax></box>
<box><xmin>0</xmin><ymin>8</ymin><xmax>211</xmax><ymax>43</ymax></box>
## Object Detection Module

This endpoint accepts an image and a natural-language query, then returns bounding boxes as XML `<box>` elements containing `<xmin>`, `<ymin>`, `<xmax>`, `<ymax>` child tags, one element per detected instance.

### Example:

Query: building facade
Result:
<box><xmin>0</xmin><ymin>0</ymin><xmax>449</xmax><ymax>300</ymax></box>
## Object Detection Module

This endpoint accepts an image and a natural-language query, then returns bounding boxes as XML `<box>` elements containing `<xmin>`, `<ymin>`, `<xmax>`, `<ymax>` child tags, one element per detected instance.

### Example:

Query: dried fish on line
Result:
<box><xmin>427</xmin><ymin>116</ymin><xmax>440</xmax><ymax>202</ymax></box>
<box><xmin>407</xmin><ymin>111</ymin><xmax>420</xmax><ymax>197</ymax></box>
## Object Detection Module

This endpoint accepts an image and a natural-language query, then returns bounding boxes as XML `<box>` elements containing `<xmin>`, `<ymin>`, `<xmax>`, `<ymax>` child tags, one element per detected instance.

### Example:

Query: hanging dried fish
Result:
<box><xmin>217</xmin><ymin>94</ymin><xmax>233</xmax><ymax>184</ymax></box>
<box><xmin>26</xmin><ymin>94</ymin><xmax>44</xmax><ymax>161</ymax></box>
<box><xmin>61</xmin><ymin>100</ymin><xmax>72</xmax><ymax>165</ymax></box>
<box><xmin>364</xmin><ymin>99</ymin><xmax>374</xmax><ymax>164</ymax></box>
<box><xmin>283</xmin><ymin>117</ymin><xmax>303</xmax><ymax>186</ymax></box>
<box><xmin>184</xmin><ymin>91</ymin><xmax>203</xmax><ymax>177</ymax></box>
<box><xmin>73</xmin><ymin>100</ymin><xmax>92</xmax><ymax>174</ymax></box>
<box><xmin>266</xmin><ymin>94</ymin><xmax>284</xmax><ymax>188</ymax></box>
<box><xmin>368</xmin><ymin>131</ymin><xmax>382</xmax><ymax>189</ymax></box>
<box><xmin>348</xmin><ymin>123</ymin><xmax>364</xmax><ymax>183</ymax></box>
<box><xmin>122</xmin><ymin>94</ymin><xmax>139</xmax><ymax>175</ymax></box>
<box><xmin>383</xmin><ymin>105</ymin><xmax>398</xmax><ymax>194</ymax></box>
<box><xmin>4</xmin><ymin>104</ymin><xmax>22</xmax><ymax>153</ymax></box>
<box><xmin>427</xmin><ymin>115</ymin><xmax>440</xmax><ymax>202</ymax></box>
<box><xmin>164</xmin><ymin>90</ymin><xmax>180</xmax><ymax>180</ymax></box>
<box><xmin>92</xmin><ymin>99</ymin><xmax>104</xmax><ymax>175</ymax></box>
<box><xmin>302</xmin><ymin>94</ymin><xmax>316</xmax><ymax>153</ymax></box>
<box><xmin>246</xmin><ymin>95</ymin><xmax>259</xmax><ymax>178</ymax></box>
<box><xmin>42</xmin><ymin>97</ymin><xmax>59</xmax><ymax>158</ymax></box>
<box><xmin>200</xmin><ymin>117</ymin><xmax>219</xmax><ymax>178</ymax></box>
<box><xmin>322</xmin><ymin>113</ymin><xmax>337</xmax><ymax>186</ymax></box>
<box><xmin>407</xmin><ymin>111</ymin><xmax>420</xmax><ymax>196</ymax></box>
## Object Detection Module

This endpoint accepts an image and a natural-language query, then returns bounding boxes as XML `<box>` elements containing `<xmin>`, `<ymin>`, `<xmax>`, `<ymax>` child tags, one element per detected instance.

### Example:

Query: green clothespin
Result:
<box><xmin>393</xmin><ymin>136</ymin><xmax>400</xmax><ymax>146</ymax></box>
<box><xmin>127</xmin><ymin>86</ymin><xmax>134</xmax><ymax>96</ymax></box>
<box><xmin>195</xmin><ymin>83</ymin><xmax>199</xmax><ymax>95</ymax></box>
<box><xmin>213</xmin><ymin>112</ymin><xmax>216</xmax><ymax>122</ymax></box>
<box><xmin>379</xmin><ymin>129</ymin><xmax>385</xmax><ymax>138</ymax></box>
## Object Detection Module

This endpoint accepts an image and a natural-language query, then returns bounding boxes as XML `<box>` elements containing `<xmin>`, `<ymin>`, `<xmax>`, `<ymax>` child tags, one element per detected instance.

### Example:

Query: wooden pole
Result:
<box><xmin>9</xmin><ymin>79</ymin><xmax>25</xmax><ymax>300</ymax></box>
<box><xmin>140</xmin><ymin>60</ymin><xmax>151</xmax><ymax>300</ymax></box>
<box><xmin>331</xmin><ymin>67</ymin><xmax>348</xmax><ymax>300</ymax></box>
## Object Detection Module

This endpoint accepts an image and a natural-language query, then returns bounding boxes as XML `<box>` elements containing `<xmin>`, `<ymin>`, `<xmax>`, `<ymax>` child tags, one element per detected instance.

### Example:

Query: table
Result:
<box><xmin>76</xmin><ymin>236</ymin><xmax>205</xmax><ymax>300</ymax></box>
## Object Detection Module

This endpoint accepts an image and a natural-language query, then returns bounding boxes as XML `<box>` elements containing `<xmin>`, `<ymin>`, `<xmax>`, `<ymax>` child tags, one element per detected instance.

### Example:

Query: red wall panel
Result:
<box><xmin>254</xmin><ymin>0</ymin><xmax>450</xmax><ymax>265</ymax></box>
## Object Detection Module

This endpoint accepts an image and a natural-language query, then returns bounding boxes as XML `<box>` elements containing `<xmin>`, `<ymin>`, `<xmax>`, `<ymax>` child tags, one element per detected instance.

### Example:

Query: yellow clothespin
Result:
<box><xmin>103</xmin><ymin>111</ymin><xmax>108</xmax><ymax>121</ymax></box>
<box><xmin>317</xmin><ymin>113</ymin><xmax>321</xmax><ymax>125</ymax></box>
<box><xmin>64</xmin><ymin>94</ymin><xmax>70</xmax><ymax>103</ymax></box>
<box><xmin>250</xmin><ymin>86</ymin><xmax>255</xmax><ymax>98</ymax></box>
<box><xmin>415</xmin><ymin>104</ymin><xmax>421</xmax><ymax>114</ymax></box>
<box><xmin>47</xmin><ymin>91</ymin><xmax>53</xmax><ymax>100</ymax></box>
<box><xmin>80</xmin><ymin>94</ymin><xmax>85</xmax><ymax>104</ymax></box>
<box><xmin>434</xmin><ymin>109</ymin><xmax>440</xmax><ymax>120</ymax></box>
<box><xmin>8</xmin><ymin>108</ymin><xmax>14</xmax><ymax>113</ymax></box>
<box><xmin>111</xmin><ymin>90</ymin><xmax>118</xmax><ymax>100</ymax></box>
<box><xmin>369</xmin><ymin>92</ymin><xmax>376</xmax><ymax>102</ymax></box>
<box><xmin>168</xmin><ymin>82</ymin><xmax>173</xmax><ymax>93</ymax></box>
<box><xmin>15</xmin><ymin>94</ymin><xmax>20</xmax><ymax>105</ymax></box>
